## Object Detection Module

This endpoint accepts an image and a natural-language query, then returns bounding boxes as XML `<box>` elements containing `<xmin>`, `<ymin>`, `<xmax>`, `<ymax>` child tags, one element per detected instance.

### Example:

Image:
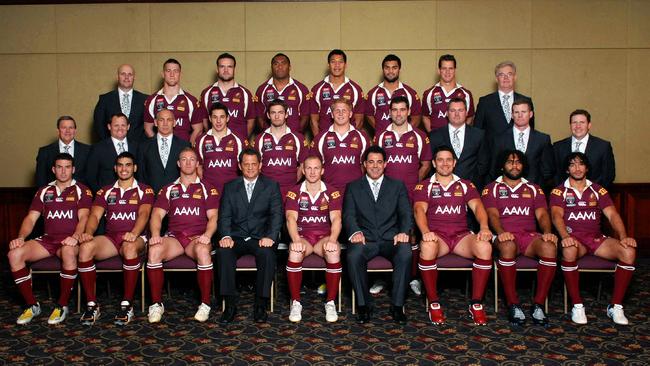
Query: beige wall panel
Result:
<box><xmin>532</xmin><ymin>0</ymin><xmax>627</xmax><ymax>49</ymax></box>
<box><xmin>150</xmin><ymin>3</ymin><xmax>245</xmax><ymax>52</ymax></box>
<box><xmin>246</xmin><ymin>2</ymin><xmax>341</xmax><ymax>51</ymax></box>
<box><xmin>625</xmin><ymin>49</ymin><xmax>650</xmax><ymax>182</ymax></box>
<box><xmin>0</xmin><ymin>6</ymin><xmax>56</xmax><ymax>54</ymax></box>
<box><xmin>341</xmin><ymin>1</ymin><xmax>435</xmax><ymax>50</ymax></box>
<box><xmin>56</xmin><ymin>4</ymin><xmax>150</xmax><ymax>53</ymax></box>
<box><xmin>629</xmin><ymin>0</ymin><xmax>650</xmax><ymax>48</ymax></box>
<box><xmin>437</xmin><ymin>0</ymin><xmax>531</xmax><ymax>50</ymax></box>
<box><xmin>0</xmin><ymin>55</ymin><xmax>58</xmax><ymax>186</ymax></box>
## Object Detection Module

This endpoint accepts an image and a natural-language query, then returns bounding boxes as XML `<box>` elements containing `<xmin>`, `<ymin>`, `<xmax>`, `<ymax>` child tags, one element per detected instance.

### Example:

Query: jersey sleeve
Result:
<box><xmin>352</xmin><ymin>86</ymin><xmax>365</xmax><ymax>115</ymax></box>
<box><xmin>79</xmin><ymin>185</ymin><xmax>94</xmax><ymax>209</ymax></box>
<box><xmin>596</xmin><ymin>185</ymin><xmax>614</xmax><ymax>210</ymax></box>
<box><xmin>296</xmin><ymin>133</ymin><xmax>308</xmax><ymax>163</ymax></box>
<box><xmin>206</xmin><ymin>184</ymin><xmax>220</xmax><ymax>210</ymax></box>
<box><xmin>365</xmin><ymin>91</ymin><xmax>376</xmax><ymax>117</ymax></box>
<box><xmin>481</xmin><ymin>183</ymin><xmax>497</xmax><ymax>208</ymax></box>
<box><xmin>93</xmin><ymin>188</ymin><xmax>108</xmax><ymax>209</ymax></box>
<box><xmin>549</xmin><ymin>187</ymin><xmax>565</xmax><ymax>208</ymax></box>
<box><xmin>244</xmin><ymin>88</ymin><xmax>256</xmax><ymax>120</ymax></box>
<box><xmin>465</xmin><ymin>89</ymin><xmax>476</xmax><ymax>118</ymax></box>
<box><xmin>28</xmin><ymin>189</ymin><xmax>44</xmax><ymax>213</ymax></box>
<box><xmin>285</xmin><ymin>190</ymin><xmax>299</xmax><ymax>212</ymax></box>
<box><xmin>420</xmin><ymin>133</ymin><xmax>432</xmax><ymax>161</ymax></box>
<box><xmin>142</xmin><ymin>186</ymin><xmax>155</xmax><ymax>205</ymax></box>
<box><xmin>408</xmin><ymin>87</ymin><xmax>422</xmax><ymax>116</ymax></box>
<box><xmin>254</xmin><ymin>84</ymin><xmax>266</xmax><ymax>118</ymax></box>
<box><xmin>309</xmin><ymin>84</ymin><xmax>320</xmax><ymax>115</ymax></box>
<box><xmin>299</xmin><ymin>84</ymin><xmax>312</xmax><ymax>117</ymax></box>
<box><xmin>309</xmin><ymin>133</ymin><xmax>324</xmax><ymax>160</ymax></box>
<box><xmin>189</xmin><ymin>95</ymin><xmax>203</xmax><ymax>125</ymax></box>
<box><xmin>143</xmin><ymin>96</ymin><xmax>155</xmax><ymax>123</ymax></box>
<box><xmin>465</xmin><ymin>182</ymin><xmax>480</xmax><ymax>202</ymax></box>
<box><xmin>329</xmin><ymin>190</ymin><xmax>342</xmax><ymax>211</ymax></box>
<box><xmin>154</xmin><ymin>187</ymin><xmax>171</xmax><ymax>211</ymax></box>
<box><xmin>421</xmin><ymin>88</ymin><xmax>432</xmax><ymax>117</ymax></box>
<box><xmin>534</xmin><ymin>186</ymin><xmax>548</xmax><ymax>209</ymax></box>
<box><xmin>413</xmin><ymin>182</ymin><xmax>428</xmax><ymax>203</ymax></box>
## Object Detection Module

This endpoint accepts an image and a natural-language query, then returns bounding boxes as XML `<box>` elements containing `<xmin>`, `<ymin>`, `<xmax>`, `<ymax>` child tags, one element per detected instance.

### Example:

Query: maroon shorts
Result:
<box><xmin>572</xmin><ymin>232</ymin><xmax>608</xmax><ymax>254</ymax></box>
<box><xmin>511</xmin><ymin>231</ymin><xmax>543</xmax><ymax>254</ymax></box>
<box><xmin>301</xmin><ymin>231</ymin><xmax>330</xmax><ymax>246</ymax></box>
<box><xmin>437</xmin><ymin>231</ymin><xmax>473</xmax><ymax>251</ymax></box>
<box><xmin>104</xmin><ymin>232</ymin><xmax>148</xmax><ymax>250</ymax></box>
<box><xmin>166</xmin><ymin>231</ymin><xmax>201</xmax><ymax>248</ymax></box>
<box><xmin>34</xmin><ymin>234</ymin><xmax>66</xmax><ymax>256</ymax></box>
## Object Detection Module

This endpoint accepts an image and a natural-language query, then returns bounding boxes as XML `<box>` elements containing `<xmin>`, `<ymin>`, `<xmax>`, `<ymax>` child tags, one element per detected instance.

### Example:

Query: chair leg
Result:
<box><xmin>141</xmin><ymin>268</ymin><xmax>145</xmax><ymax>313</ymax></box>
<box><xmin>77</xmin><ymin>282</ymin><xmax>82</xmax><ymax>313</ymax></box>
<box><xmin>351</xmin><ymin>289</ymin><xmax>356</xmax><ymax>315</ymax></box>
<box><xmin>597</xmin><ymin>277</ymin><xmax>603</xmax><ymax>301</ymax></box>
<box><xmin>270</xmin><ymin>280</ymin><xmax>275</xmax><ymax>313</ymax></box>
<box><xmin>493</xmin><ymin>262</ymin><xmax>499</xmax><ymax>313</ymax></box>
<box><xmin>337</xmin><ymin>280</ymin><xmax>342</xmax><ymax>313</ymax></box>
<box><xmin>564</xmin><ymin>284</ymin><xmax>568</xmax><ymax>314</ymax></box>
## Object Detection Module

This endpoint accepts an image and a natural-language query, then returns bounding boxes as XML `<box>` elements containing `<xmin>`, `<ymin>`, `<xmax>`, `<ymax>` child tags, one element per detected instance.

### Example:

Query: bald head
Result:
<box><xmin>117</xmin><ymin>64</ymin><xmax>135</xmax><ymax>91</ymax></box>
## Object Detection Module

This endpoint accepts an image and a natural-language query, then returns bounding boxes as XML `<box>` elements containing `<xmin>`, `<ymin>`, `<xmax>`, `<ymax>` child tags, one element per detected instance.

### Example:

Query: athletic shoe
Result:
<box><xmin>317</xmin><ymin>284</ymin><xmax>327</xmax><ymax>295</ymax></box>
<box><xmin>369</xmin><ymin>281</ymin><xmax>385</xmax><ymax>295</ymax></box>
<box><xmin>325</xmin><ymin>300</ymin><xmax>338</xmax><ymax>323</ymax></box>
<box><xmin>289</xmin><ymin>300</ymin><xmax>302</xmax><ymax>323</ymax></box>
<box><xmin>16</xmin><ymin>303</ymin><xmax>41</xmax><ymax>325</ymax></box>
<box><xmin>469</xmin><ymin>303</ymin><xmax>487</xmax><ymax>325</ymax></box>
<box><xmin>508</xmin><ymin>304</ymin><xmax>526</xmax><ymax>326</ymax></box>
<box><xmin>114</xmin><ymin>301</ymin><xmax>134</xmax><ymax>326</ymax></box>
<box><xmin>48</xmin><ymin>305</ymin><xmax>68</xmax><ymax>325</ymax></box>
<box><xmin>570</xmin><ymin>303</ymin><xmax>587</xmax><ymax>325</ymax></box>
<box><xmin>607</xmin><ymin>304</ymin><xmax>629</xmax><ymax>325</ymax></box>
<box><xmin>194</xmin><ymin>303</ymin><xmax>211</xmax><ymax>322</ymax></box>
<box><xmin>409</xmin><ymin>279</ymin><xmax>422</xmax><ymax>296</ymax></box>
<box><xmin>80</xmin><ymin>304</ymin><xmax>101</xmax><ymax>326</ymax></box>
<box><xmin>148</xmin><ymin>303</ymin><xmax>164</xmax><ymax>323</ymax></box>
<box><xmin>530</xmin><ymin>303</ymin><xmax>549</xmax><ymax>326</ymax></box>
<box><xmin>428</xmin><ymin>302</ymin><xmax>445</xmax><ymax>325</ymax></box>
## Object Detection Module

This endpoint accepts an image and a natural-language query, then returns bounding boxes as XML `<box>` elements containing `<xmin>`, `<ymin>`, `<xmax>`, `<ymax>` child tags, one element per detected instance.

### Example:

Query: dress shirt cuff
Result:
<box><xmin>348</xmin><ymin>231</ymin><xmax>363</xmax><ymax>242</ymax></box>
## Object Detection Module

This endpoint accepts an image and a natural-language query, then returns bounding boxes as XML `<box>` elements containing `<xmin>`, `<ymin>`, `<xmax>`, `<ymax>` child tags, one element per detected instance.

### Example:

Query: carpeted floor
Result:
<box><xmin>1</xmin><ymin>259</ymin><xmax>649</xmax><ymax>365</ymax></box>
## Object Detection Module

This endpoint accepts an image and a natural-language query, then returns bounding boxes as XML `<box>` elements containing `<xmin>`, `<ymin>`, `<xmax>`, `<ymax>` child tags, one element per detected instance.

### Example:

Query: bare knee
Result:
<box><xmin>121</xmin><ymin>242</ymin><xmax>140</xmax><ymax>260</ymax></box>
<box><xmin>474</xmin><ymin>241</ymin><xmax>493</xmax><ymax>260</ymax></box>
<box><xmin>419</xmin><ymin>241</ymin><xmax>438</xmax><ymax>260</ymax></box>
<box><xmin>288</xmin><ymin>251</ymin><xmax>305</xmax><ymax>263</ymax></box>
<box><xmin>194</xmin><ymin>243</ymin><xmax>213</xmax><ymax>264</ymax></box>
<box><xmin>7</xmin><ymin>248</ymin><xmax>26</xmax><ymax>269</ymax></box>
<box><xmin>620</xmin><ymin>246</ymin><xmax>636</xmax><ymax>264</ymax></box>
<box><xmin>78</xmin><ymin>241</ymin><xmax>96</xmax><ymax>262</ymax></box>
<box><xmin>60</xmin><ymin>246</ymin><xmax>78</xmax><ymax>269</ymax></box>
<box><xmin>562</xmin><ymin>246</ymin><xmax>579</xmax><ymax>262</ymax></box>
<box><xmin>539</xmin><ymin>241</ymin><xmax>557</xmax><ymax>258</ymax></box>
<box><xmin>497</xmin><ymin>241</ymin><xmax>517</xmax><ymax>258</ymax></box>
<box><xmin>324</xmin><ymin>249</ymin><xmax>341</xmax><ymax>263</ymax></box>
<box><xmin>147</xmin><ymin>244</ymin><xmax>164</xmax><ymax>263</ymax></box>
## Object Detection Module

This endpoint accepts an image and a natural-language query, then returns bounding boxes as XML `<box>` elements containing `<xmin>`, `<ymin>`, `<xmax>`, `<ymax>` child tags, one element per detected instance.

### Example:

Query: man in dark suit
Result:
<box><xmin>136</xmin><ymin>109</ymin><xmax>190</xmax><ymax>193</ymax></box>
<box><xmin>474</xmin><ymin>61</ymin><xmax>534</xmax><ymax>140</ymax></box>
<box><xmin>344</xmin><ymin>145</ymin><xmax>413</xmax><ymax>324</ymax></box>
<box><xmin>93</xmin><ymin>64</ymin><xmax>148</xmax><ymax>142</ymax></box>
<box><xmin>430</xmin><ymin>97</ymin><xmax>489</xmax><ymax>188</ymax></box>
<box><xmin>489</xmin><ymin>99</ymin><xmax>554</xmax><ymax>190</ymax></box>
<box><xmin>553</xmin><ymin>109</ymin><xmax>615</xmax><ymax>188</ymax></box>
<box><xmin>35</xmin><ymin>115</ymin><xmax>90</xmax><ymax>187</ymax></box>
<box><xmin>216</xmin><ymin>148</ymin><xmax>283</xmax><ymax>324</ymax></box>
<box><xmin>86</xmin><ymin>113</ymin><xmax>140</xmax><ymax>192</ymax></box>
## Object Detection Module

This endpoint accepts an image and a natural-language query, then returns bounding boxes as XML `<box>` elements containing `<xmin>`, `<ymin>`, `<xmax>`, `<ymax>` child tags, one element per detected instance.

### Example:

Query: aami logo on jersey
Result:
<box><xmin>387</xmin><ymin>155</ymin><xmax>412</xmax><ymax>164</ymax></box>
<box><xmin>228</xmin><ymin>110</ymin><xmax>239</xmax><ymax>118</ymax></box>
<box><xmin>434</xmin><ymin>205</ymin><xmax>461</xmax><ymax>215</ymax></box>
<box><xmin>381</xmin><ymin>112</ymin><xmax>391</xmax><ymax>121</ymax></box>
<box><xmin>110</xmin><ymin>212</ymin><xmax>136</xmax><ymax>221</ymax></box>
<box><xmin>175</xmin><ymin>118</ymin><xmax>184</xmax><ymax>127</ymax></box>
<box><xmin>267</xmin><ymin>157</ymin><xmax>292</xmax><ymax>167</ymax></box>
<box><xmin>286</xmin><ymin>107</ymin><xmax>294</xmax><ymax>116</ymax></box>
<box><xmin>301</xmin><ymin>216</ymin><xmax>327</xmax><ymax>224</ymax></box>
<box><xmin>174</xmin><ymin>206</ymin><xmax>200</xmax><ymax>216</ymax></box>
<box><xmin>437</xmin><ymin>110</ymin><xmax>448</xmax><ymax>119</ymax></box>
<box><xmin>331</xmin><ymin>155</ymin><xmax>355</xmax><ymax>165</ymax></box>
<box><xmin>568</xmin><ymin>211</ymin><xmax>596</xmax><ymax>221</ymax></box>
<box><xmin>47</xmin><ymin>210</ymin><xmax>73</xmax><ymax>220</ymax></box>
<box><xmin>502</xmin><ymin>206</ymin><xmax>530</xmax><ymax>216</ymax></box>
<box><xmin>208</xmin><ymin>159</ymin><xmax>232</xmax><ymax>168</ymax></box>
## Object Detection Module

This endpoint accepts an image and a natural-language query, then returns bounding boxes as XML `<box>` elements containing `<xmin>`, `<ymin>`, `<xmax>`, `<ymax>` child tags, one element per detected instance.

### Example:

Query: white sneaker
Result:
<box><xmin>409</xmin><ymin>279</ymin><xmax>422</xmax><ymax>296</ymax></box>
<box><xmin>325</xmin><ymin>300</ymin><xmax>338</xmax><ymax>323</ymax></box>
<box><xmin>571</xmin><ymin>304</ymin><xmax>587</xmax><ymax>324</ymax></box>
<box><xmin>289</xmin><ymin>300</ymin><xmax>302</xmax><ymax>323</ymax></box>
<box><xmin>369</xmin><ymin>281</ymin><xmax>385</xmax><ymax>295</ymax></box>
<box><xmin>148</xmin><ymin>303</ymin><xmax>164</xmax><ymax>323</ymax></box>
<box><xmin>17</xmin><ymin>303</ymin><xmax>41</xmax><ymax>325</ymax></box>
<box><xmin>194</xmin><ymin>303</ymin><xmax>211</xmax><ymax>322</ymax></box>
<box><xmin>607</xmin><ymin>304</ymin><xmax>629</xmax><ymax>325</ymax></box>
<box><xmin>47</xmin><ymin>305</ymin><xmax>68</xmax><ymax>325</ymax></box>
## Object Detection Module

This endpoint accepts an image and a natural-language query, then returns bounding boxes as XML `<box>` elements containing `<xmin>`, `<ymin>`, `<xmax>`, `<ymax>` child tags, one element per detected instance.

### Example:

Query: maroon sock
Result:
<box><xmin>196</xmin><ymin>263</ymin><xmax>213</xmax><ymax>305</ymax></box>
<box><xmin>122</xmin><ymin>257</ymin><xmax>141</xmax><ymax>302</ymax></box>
<box><xmin>611</xmin><ymin>261</ymin><xmax>635</xmax><ymax>305</ymax></box>
<box><xmin>498</xmin><ymin>257</ymin><xmax>519</xmax><ymax>305</ymax></box>
<box><xmin>57</xmin><ymin>268</ymin><xmax>78</xmax><ymax>306</ymax></box>
<box><xmin>533</xmin><ymin>257</ymin><xmax>557</xmax><ymax>305</ymax></box>
<box><xmin>147</xmin><ymin>262</ymin><xmax>164</xmax><ymax>304</ymax></box>
<box><xmin>77</xmin><ymin>260</ymin><xmax>96</xmax><ymax>304</ymax></box>
<box><xmin>419</xmin><ymin>259</ymin><xmax>438</xmax><ymax>303</ymax></box>
<box><xmin>561</xmin><ymin>260</ymin><xmax>582</xmax><ymax>304</ymax></box>
<box><xmin>471</xmin><ymin>258</ymin><xmax>492</xmax><ymax>302</ymax></box>
<box><xmin>325</xmin><ymin>262</ymin><xmax>342</xmax><ymax>302</ymax></box>
<box><xmin>286</xmin><ymin>261</ymin><xmax>302</xmax><ymax>302</ymax></box>
<box><xmin>12</xmin><ymin>267</ymin><xmax>36</xmax><ymax>305</ymax></box>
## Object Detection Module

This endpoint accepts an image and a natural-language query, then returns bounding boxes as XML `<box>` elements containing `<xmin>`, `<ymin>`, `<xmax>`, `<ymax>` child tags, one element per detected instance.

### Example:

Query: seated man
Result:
<box><xmin>77</xmin><ymin>152</ymin><xmax>154</xmax><ymax>325</ymax></box>
<box><xmin>413</xmin><ymin>146</ymin><xmax>493</xmax><ymax>325</ymax></box>
<box><xmin>146</xmin><ymin>148</ymin><xmax>219</xmax><ymax>323</ymax></box>
<box><xmin>8</xmin><ymin>153</ymin><xmax>92</xmax><ymax>325</ymax></box>
<box><xmin>482</xmin><ymin>149</ymin><xmax>557</xmax><ymax>326</ymax></box>
<box><xmin>551</xmin><ymin>152</ymin><xmax>635</xmax><ymax>325</ymax></box>
<box><xmin>285</xmin><ymin>156</ymin><xmax>343</xmax><ymax>323</ymax></box>
<box><xmin>344</xmin><ymin>146</ymin><xmax>413</xmax><ymax>324</ymax></box>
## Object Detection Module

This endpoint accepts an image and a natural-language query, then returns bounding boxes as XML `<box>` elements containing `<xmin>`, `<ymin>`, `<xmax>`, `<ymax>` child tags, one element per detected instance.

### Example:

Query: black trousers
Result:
<box><xmin>216</xmin><ymin>236</ymin><xmax>276</xmax><ymax>299</ymax></box>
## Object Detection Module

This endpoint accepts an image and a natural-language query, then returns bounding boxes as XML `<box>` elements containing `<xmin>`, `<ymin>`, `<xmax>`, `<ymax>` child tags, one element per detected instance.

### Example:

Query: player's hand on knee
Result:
<box><xmin>477</xmin><ymin>229</ymin><xmax>492</xmax><ymax>242</ymax></box>
<box><xmin>561</xmin><ymin>236</ymin><xmax>578</xmax><ymax>248</ymax></box>
<box><xmin>9</xmin><ymin>238</ymin><xmax>25</xmax><ymax>250</ymax></box>
<box><xmin>122</xmin><ymin>232</ymin><xmax>137</xmax><ymax>243</ymax></box>
<box><xmin>149</xmin><ymin>236</ymin><xmax>163</xmax><ymax>246</ymax></box>
<box><xmin>324</xmin><ymin>241</ymin><xmax>338</xmax><ymax>252</ymax></box>
<box><xmin>290</xmin><ymin>241</ymin><xmax>304</xmax><ymax>253</ymax></box>
<box><xmin>542</xmin><ymin>233</ymin><xmax>558</xmax><ymax>244</ymax></box>
<box><xmin>62</xmin><ymin>236</ymin><xmax>79</xmax><ymax>247</ymax></box>
<box><xmin>497</xmin><ymin>232</ymin><xmax>514</xmax><ymax>242</ymax></box>
<box><xmin>620</xmin><ymin>237</ymin><xmax>637</xmax><ymax>248</ymax></box>
<box><xmin>79</xmin><ymin>233</ymin><xmax>94</xmax><ymax>243</ymax></box>
<box><xmin>422</xmin><ymin>231</ymin><xmax>438</xmax><ymax>243</ymax></box>
<box><xmin>197</xmin><ymin>234</ymin><xmax>211</xmax><ymax>245</ymax></box>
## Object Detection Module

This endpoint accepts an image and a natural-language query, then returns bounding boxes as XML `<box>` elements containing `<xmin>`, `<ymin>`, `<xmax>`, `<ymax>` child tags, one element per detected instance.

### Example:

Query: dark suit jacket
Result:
<box><xmin>93</xmin><ymin>89</ymin><xmax>148</xmax><ymax>142</ymax></box>
<box><xmin>217</xmin><ymin>175</ymin><xmax>283</xmax><ymax>241</ymax></box>
<box><xmin>343</xmin><ymin>175</ymin><xmax>413</xmax><ymax>243</ymax></box>
<box><xmin>136</xmin><ymin>135</ymin><xmax>190</xmax><ymax>193</ymax></box>
<box><xmin>429</xmin><ymin>124</ymin><xmax>489</xmax><ymax>188</ymax></box>
<box><xmin>553</xmin><ymin>135</ymin><xmax>615</xmax><ymax>188</ymax></box>
<box><xmin>35</xmin><ymin>140</ymin><xmax>90</xmax><ymax>187</ymax></box>
<box><xmin>86</xmin><ymin>137</ymin><xmax>140</xmax><ymax>192</ymax></box>
<box><xmin>490</xmin><ymin>127</ymin><xmax>555</xmax><ymax>189</ymax></box>
<box><xmin>474</xmin><ymin>91</ymin><xmax>534</xmax><ymax>140</ymax></box>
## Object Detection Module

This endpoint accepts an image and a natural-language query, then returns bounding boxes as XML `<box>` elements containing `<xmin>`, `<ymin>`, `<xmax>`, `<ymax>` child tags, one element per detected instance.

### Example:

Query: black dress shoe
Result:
<box><xmin>356</xmin><ymin>305</ymin><xmax>372</xmax><ymax>324</ymax></box>
<box><xmin>254</xmin><ymin>303</ymin><xmax>268</xmax><ymax>323</ymax></box>
<box><xmin>219</xmin><ymin>305</ymin><xmax>237</xmax><ymax>324</ymax></box>
<box><xmin>390</xmin><ymin>305</ymin><xmax>407</xmax><ymax>324</ymax></box>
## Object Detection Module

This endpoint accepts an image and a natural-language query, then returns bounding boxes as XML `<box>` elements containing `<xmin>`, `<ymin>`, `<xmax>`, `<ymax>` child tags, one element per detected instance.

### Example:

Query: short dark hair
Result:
<box><xmin>363</xmin><ymin>145</ymin><xmax>386</xmax><ymax>162</ymax></box>
<box><xmin>57</xmin><ymin>115</ymin><xmax>76</xmax><ymax>129</ymax></box>
<box><xmin>239</xmin><ymin>147</ymin><xmax>261</xmax><ymax>164</ymax></box>
<box><xmin>382</xmin><ymin>54</ymin><xmax>401</xmax><ymax>68</ymax></box>
<box><xmin>209</xmin><ymin>102</ymin><xmax>229</xmax><ymax>116</ymax></box>
<box><xmin>438</xmin><ymin>54</ymin><xmax>457</xmax><ymax>68</ymax></box>
<box><xmin>110</xmin><ymin>113</ymin><xmax>130</xmax><ymax>124</ymax></box>
<box><xmin>433</xmin><ymin>145</ymin><xmax>457</xmax><ymax>160</ymax></box>
<box><xmin>564</xmin><ymin>152</ymin><xmax>591</xmax><ymax>174</ymax></box>
<box><xmin>217</xmin><ymin>53</ymin><xmax>236</xmax><ymax>67</ymax></box>
<box><xmin>271</xmin><ymin>53</ymin><xmax>290</xmax><ymax>65</ymax></box>
<box><xmin>115</xmin><ymin>151</ymin><xmax>136</xmax><ymax>165</ymax></box>
<box><xmin>447</xmin><ymin>97</ymin><xmax>467</xmax><ymax>110</ymax></box>
<box><xmin>178</xmin><ymin>146</ymin><xmax>198</xmax><ymax>160</ymax></box>
<box><xmin>163</xmin><ymin>58</ymin><xmax>181</xmax><ymax>70</ymax></box>
<box><xmin>328</xmin><ymin>49</ymin><xmax>347</xmax><ymax>63</ymax></box>
<box><xmin>512</xmin><ymin>98</ymin><xmax>533</xmax><ymax>111</ymax></box>
<box><xmin>499</xmin><ymin>149</ymin><xmax>529</xmax><ymax>176</ymax></box>
<box><xmin>53</xmin><ymin>152</ymin><xmax>74</xmax><ymax>167</ymax></box>
<box><xmin>389</xmin><ymin>95</ymin><xmax>410</xmax><ymax>109</ymax></box>
<box><xmin>569</xmin><ymin>109</ymin><xmax>591</xmax><ymax>123</ymax></box>
<box><xmin>268</xmin><ymin>99</ymin><xmax>288</xmax><ymax>113</ymax></box>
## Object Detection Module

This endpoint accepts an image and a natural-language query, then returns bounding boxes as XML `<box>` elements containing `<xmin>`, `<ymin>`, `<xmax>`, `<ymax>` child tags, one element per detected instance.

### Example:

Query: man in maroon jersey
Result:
<box><xmin>255</xmin><ymin>53</ymin><xmax>311</xmax><ymax>134</ymax></box>
<box><xmin>422</xmin><ymin>54</ymin><xmax>475</xmax><ymax>132</ymax></box>
<box><xmin>550</xmin><ymin>152</ymin><xmax>636</xmax><ymax>325</ymax></box>
<box><xmin>254</xmin><ymin>99</ymin><xmax>308</xmax><ymax>199</ymax></box>
<box><xmin>413</xmin><ymin>146</ymin><xmax>493</xmax><ymax>325</ymax></box>
<box><xmin>310</xmin><ymin>98</ymin><xmax>370</xmax><ymax>195</ymax></box>
<box><xmin>195</xmin><ymin>102</ymin><xmax>246</xmax><ymax>194</ymax></box>
<box><xmin>482</xmin><ymin>149</ymin><xmax>557</xmax><ymax>326</ymax></box>
<box><xmin>366</xmin><ymin>54</ymin><xmax>422</xmax><ymax>135</ymax></box>
<box><xmin>285</xmin><ymin>156</ymin><xmax>343</xmax><ymax>323</ymax></box>
<box><xmin>310</xmin><ymin>49</ymin><xmax>364</xmax><ymax>136</ymax></box>
<box><xmin>8</xmin><ymin>153</ymin><xmax>93</xmax><ymax>325</ymax></box>
<box><xmin>146</xmin><ymin>148</ymin><xmax>220</xmax><ymax>323</ymax></box>
<box><xmin>143</xmin><ymin>59</ymin><xmax>203</xmax><ymax>144</ymax></box>
<box><xmin>200</xmin><ymin>53</ymin><xmax>256</xmax><ymax>140</ymax></box>
<box><xmin>76</xmin><ymin>152</ymin><xmax>154</xmax><ymax>325</ymax></box>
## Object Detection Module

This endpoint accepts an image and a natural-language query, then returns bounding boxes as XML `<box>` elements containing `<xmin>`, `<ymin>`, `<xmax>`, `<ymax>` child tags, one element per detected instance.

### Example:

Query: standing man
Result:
<box><xmin>146</xmin><ymin>148</ymin><xmax>220</xmax><ymax>323</ymax></box>
<box><xmin>474</xmin><ymin>61</ymin><xmax>534</xmax><ymax>140</ymax></box>
<box><xmin>482</xmin><ymin>149</ymin><xmax>557</xmax><ymax>326</ymax></box>
<box><xmin>143</xmin><ymin>59</ymin><xmax>202</xmax><ymax>144</ymax></box>
<box><xmin>310</xmin><ymin>49</ymin><xmax>364</xmax><ymax>137</ymax></box>
<box><xmin>285</xmin><ymin>156</ymin><xmax>343</xmax><ymax>323</ymax></box>
<box><xmin>344</xmin><ymin>146</ymin><xmax>413</xmax><ymax>324</ymax></box>
<box><xmin>93</xmin><ymin>64</ymin><xmax>148</xmax><ymax>142</ymax></box>
<box><xmin>77</xmin><ymin>152</ymin><xmax>154</xmax><ymax>325</ymax></box>
<box><xmin>422</xmin><ymin>54</ymin><xmax>475</xmax><ymax>132</ymax></box>
<box><xmin>254</xmin><ymin>53</ymin><xmax>311</xmax><ymax>133</ymax></box>
<box><xmin>86</xmin><ymin>113</ymin><xmax>140</xmax><ymax>192</ymax></box>
<box><xmin>216</xmin><ymin>148</ymin><xmax>283</xmax><ymax>324</ymax></box>
<box><xmin>35</xmin><ymin>116</ymin><xmax>90</xmax><ymax>187</ymax></box>
<box><xmin>553</xmin><ymin>109</ymin><xmax>615</xmax><ymax>188</ymax></box>
<box><xmin>8</xmin><ymin>153</ymin><xmax>92</xmax><ymax>325</ymax></box>
<box><xmin>551</xmin><ymin>152</ymin><xmax>635</xmax><ymax>325</ymax></box>
<box><xmin>200</xmin><ymin>53</ymin><xmax>256</xmax><ymax>140</ymax></box>
<box><xmin>365</xmin><ymin>54</ymin><xmax>421</xmax><ymax>135</ymax></box>
<box><xmin>137</xmin><ymin>109</ymin><xmax>191</xmax><ymax>193</ymax></box>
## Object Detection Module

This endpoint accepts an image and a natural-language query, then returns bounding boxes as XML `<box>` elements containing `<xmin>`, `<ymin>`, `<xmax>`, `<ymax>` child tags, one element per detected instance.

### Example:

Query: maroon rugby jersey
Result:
<box><xmin>310</xmin><ymin>76</ymin><xmax>364</xmax><ymax>131</ymax></box>
<box><xmin>549</xmin><ymin>179</ymin><xmax>614</xmax><ymax>236</ymax></box>
<box><xmin>255</xmin><ymin>78</ymin><xmax>311</xmax><ymax>132</ymax></box>
<box><xmin>144</xmin><ymin>89</ymin><xmax>202</xmax><ymax>142</ymax></box>
<box><xmin>422</xmin><ymin>84</ymin><xmax>474</xmax><ymax>131</ymax></box>
<box><xmin>195</xmin><ymin>128</ymin><xmax>245</xmax><ymax>194</ymax></box>
<box><xmin>365</xmin><ymin>82</ymin><xmax>421</xmax><ymax>134</ymax></box>
<box><xmin>482</xmin><ymin>177</ymin><xmax>547</xmax><ymax>233</ymax></box>
<box><xmin>253</xmin><ymin>127</ymin><xmax>307</xmax><ymax>190</ymax></box>
<box><xmin>374</xmin><ymin>124</ymin><xmax>431</xmax><ymax>191</ymax></box>
<box><xmin>30</xmin><ymin>180</ymin><xmax>93</xmax><ymax>237</ymax></box>
<box><xmin>154</xmin><ymin>178</ymin><xmax>220</xmax><ymax>236</ymax></box>
<box><xmin>94</xmin><ymin>181</ymin><xmax>154</xmax><ymax>234</ymax></box>
<box><xmin>285</xmin><ymin>182</ymin><xmax>342</xmax><ymax>234</ymax></box>
<box><xmin>200</xmin><ymin>82</ymin><xmax>255</xmax><ymax>139</ymax></box>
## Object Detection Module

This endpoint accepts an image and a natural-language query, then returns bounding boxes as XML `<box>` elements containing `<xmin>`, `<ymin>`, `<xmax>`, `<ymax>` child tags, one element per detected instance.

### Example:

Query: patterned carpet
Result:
<box><xmin>1</xmin><ymin>259</ymin><xmax>649</xmax><ymax>365</ymax></box>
